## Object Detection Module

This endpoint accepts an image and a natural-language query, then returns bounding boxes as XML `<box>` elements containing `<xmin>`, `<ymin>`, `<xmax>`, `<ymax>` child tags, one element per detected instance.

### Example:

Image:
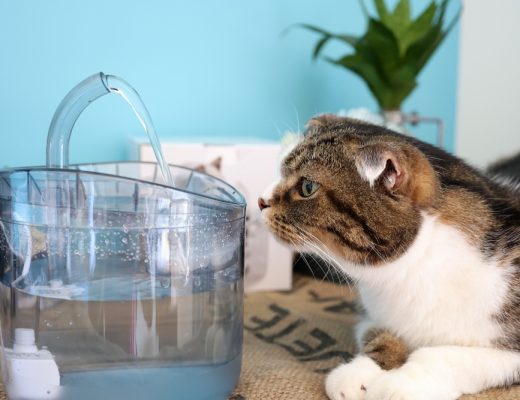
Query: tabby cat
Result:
<box><xmin>259</xmin><ymin>115</ymin><xmax>520</xmax><ymax>400</ymax></box>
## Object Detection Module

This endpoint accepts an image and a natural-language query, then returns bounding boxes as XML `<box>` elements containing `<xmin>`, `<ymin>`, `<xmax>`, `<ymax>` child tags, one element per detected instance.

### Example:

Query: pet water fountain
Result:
<box><xmin>0</xmin><ymin>73</ymin><xmax>246</xmax><ymax>400</ymax></box>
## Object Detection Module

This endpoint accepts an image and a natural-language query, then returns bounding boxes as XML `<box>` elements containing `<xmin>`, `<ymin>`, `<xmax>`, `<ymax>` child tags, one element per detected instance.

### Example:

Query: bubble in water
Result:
<box><xmin>160</xmin><ymin>278</ymin><xmax>171</xmax><ymax>288</ymax></box>
<box><xmin>121</xmin><ymin>237</ymin><xmax>128</xmax><ymax>244</ymax></box>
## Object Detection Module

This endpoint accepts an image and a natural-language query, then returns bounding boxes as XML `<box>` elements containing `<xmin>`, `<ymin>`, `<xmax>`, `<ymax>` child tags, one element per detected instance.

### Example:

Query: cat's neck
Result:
<box><xmin>335</xmin><ymin>209</ymin><xmax>511</xmax><ymax>290</ymax></box>
<box><xmin>347</xmin><ymin>213</ymin><xmax>510</xmax><ymax>348</ymax></box>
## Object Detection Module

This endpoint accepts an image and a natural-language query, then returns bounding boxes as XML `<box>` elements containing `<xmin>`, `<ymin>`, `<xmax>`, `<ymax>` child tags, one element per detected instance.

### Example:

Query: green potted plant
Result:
<box><xmin>300</xmin><ymin>0</ymin><xmax>460</xmax><ymax>126</ymax></box>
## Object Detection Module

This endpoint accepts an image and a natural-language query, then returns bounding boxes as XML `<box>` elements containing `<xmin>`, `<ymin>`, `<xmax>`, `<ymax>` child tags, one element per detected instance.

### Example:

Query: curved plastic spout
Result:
<box><xmin>46</xmin><ymin>73</ymin><xmax>110</xmax><ymax>168</ymax></box>
<box><xmin>46</xmin><ymin>72</ymin><xmax>174</xmax><ymax>187</ymax></box>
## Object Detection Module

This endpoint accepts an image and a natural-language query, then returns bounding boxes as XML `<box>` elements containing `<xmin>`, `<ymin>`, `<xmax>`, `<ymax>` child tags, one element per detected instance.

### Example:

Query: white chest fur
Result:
<box><xmin>338</xmin><ymin>213</ymin><xmax>511</xmax><ymax>349</ymax></box>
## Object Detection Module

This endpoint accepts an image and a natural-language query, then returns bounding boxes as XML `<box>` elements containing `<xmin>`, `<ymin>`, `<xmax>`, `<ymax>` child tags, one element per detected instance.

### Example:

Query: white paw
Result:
<box><xmin>325</xmin><ymin>356</ymin><xmax>383</xmax><ymax>400</ymax></box>
<box><xmin>364</xmin><ymin>365</ymin><xmax>458</xmax><ymax>400</ymax></box>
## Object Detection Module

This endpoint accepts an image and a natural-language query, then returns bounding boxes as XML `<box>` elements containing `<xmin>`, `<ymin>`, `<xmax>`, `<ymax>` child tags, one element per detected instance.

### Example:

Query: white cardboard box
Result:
<box><xmin>133</xmin><ymin>139</ymin><xmax>293</xmax><ymax>292</ymax></box>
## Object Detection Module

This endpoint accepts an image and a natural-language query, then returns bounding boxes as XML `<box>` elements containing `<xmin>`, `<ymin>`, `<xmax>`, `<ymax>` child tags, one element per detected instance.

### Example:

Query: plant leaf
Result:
<box><xmin>392</xmin><ymin>0</ymin><xmax>411</xmax><ymax>26</ymax></box>
<box><xmin>399</xmin><ymin>2</ymin><xmax>437</xmax><ymax>55</ymax></box>
<box><xmin>387</xmin><ymin>65</ymin><xmax>417</xmax><ymax>100</ymax></box>
<box><xmin>313</xmin><ymin>36</ymin><xmax>331</xmax><ymax>60</ymax></box>
<box><xmin>405</xmin><ymin>5</ymin><xmax>460</xmax><ymax>75</ymax></box>
<box><xmin>444</xmin><ymin>8</ymin><xmax>462</xmax><ymax>37</ymax></box>
<box><xmin>379</xmin><ymin>0</ymin><xmax>413</xmax><ymax>55</ymax></box>
<box><xmin>297</xmin><ymin>24</ymin><xmax>359</xmax><ymax>45</ymax></box>
<box><xmin>357</xmin><ymin>0</ymin><xmax>369</xmax><ymax>19</ymax></box>
<box><xmin>374</xmin><ymin>0</ymin><xmax>390</xmax><ymax>25</ymax></box>
<box><xmin>296</xmin><ymin>23</ymin><xmax>330</xmax><ymax>36</ymax></box>
<box><xmin>404</xmin><ymin>26</ymin><xmax>441</xmax><ymax>74</ymax></box>
<box><xmin>416</xmin><ymin>2</ymin><xmax>438</xmax><ymax>28</ymax></box>
<box><xmin>328</xmin><ymin>53</ymin><xmax>391</xmax><ymax>108</ymax></box>
<box><xmin>297</xmin><ymin>24</ymin><xmax>358</xmax><ymax>59</ymax></box>
<box><xmin>362</xmin><ymin>19</ymin><xmax>400</xmax><ymax>78</ymax></box>
<box><xmin>435</xmin><ymin>0</ymin><xmax>451</xmax><ymax>26</ymax></box>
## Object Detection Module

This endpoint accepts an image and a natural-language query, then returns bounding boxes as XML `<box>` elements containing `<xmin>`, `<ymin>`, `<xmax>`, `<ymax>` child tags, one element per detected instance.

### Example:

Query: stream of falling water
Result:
<box><xmin>104</xmin><ymin>75</ymin><xmax>175</xmax><ymax>187</ymax></box>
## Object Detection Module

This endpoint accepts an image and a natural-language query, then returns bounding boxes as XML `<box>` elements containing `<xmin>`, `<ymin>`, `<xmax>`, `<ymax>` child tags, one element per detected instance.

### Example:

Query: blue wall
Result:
<box><xmin>0</xmin><ymin>0</ymin><xmax>460</xmax><ymax>168</ymax></box>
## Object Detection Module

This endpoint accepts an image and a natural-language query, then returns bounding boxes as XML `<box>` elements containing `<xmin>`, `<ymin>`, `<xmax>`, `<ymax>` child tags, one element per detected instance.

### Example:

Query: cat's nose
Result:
<box><xmin>258</xmin><ymin>197</ymin><xmax>270</xmax><ymax>211</ymax></box>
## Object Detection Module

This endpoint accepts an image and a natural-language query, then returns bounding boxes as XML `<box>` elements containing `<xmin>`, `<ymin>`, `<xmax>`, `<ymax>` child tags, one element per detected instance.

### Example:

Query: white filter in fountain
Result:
<box><xmin>5</xmin><ymin>328</ymin><xmax>61</xmax><ymax>400</ymax></box>
<box><xmin>13</xmin><ymin>328</ymin><xmax>37</xmax><ymax>353</ymax></box>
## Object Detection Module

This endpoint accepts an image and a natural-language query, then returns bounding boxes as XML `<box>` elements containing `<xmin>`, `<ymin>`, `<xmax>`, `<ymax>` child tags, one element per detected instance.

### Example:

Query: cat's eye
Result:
<box><xmin>299</xmin><ymin>179</ymin><xmax>320</xmax><ymax>198</ymax></box>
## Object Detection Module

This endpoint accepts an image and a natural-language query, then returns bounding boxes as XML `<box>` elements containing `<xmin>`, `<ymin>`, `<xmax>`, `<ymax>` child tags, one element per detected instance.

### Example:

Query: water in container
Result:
<box><xmin>0</xmin><ymin>73</ymin><xmax>246</xmax><ymax>400</ymax></box>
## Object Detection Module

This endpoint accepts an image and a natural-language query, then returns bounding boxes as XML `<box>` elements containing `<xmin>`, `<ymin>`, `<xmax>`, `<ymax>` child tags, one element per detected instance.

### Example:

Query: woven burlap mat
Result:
<box><xmin>231</xmin><ymin>274</ymin><xmax>520</xmax><ymax>400</ymax></box>
<box><xmin>1</xmin><ymin>274</ymin><xmax>519</xmax><ymax>399</ymax></box>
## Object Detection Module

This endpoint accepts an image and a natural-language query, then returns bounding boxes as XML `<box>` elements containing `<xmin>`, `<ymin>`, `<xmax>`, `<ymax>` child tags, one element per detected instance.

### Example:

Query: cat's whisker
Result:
<box><xmin>300</xmin><ymin>241</ymin><xmax>342</xmax><ymax>287</ymax></box>
<box><xmin>312</xmin><ymin>252</ymin><xmax>333</xmax><ymax>281</ymax></box>
<box><xmin>281</xmin><ymin>217</ymin><xmax>358</xmax><ymax>291</ymax></box>
<box><xmin>366</xmin><ymin>242</ymin><xmax>385</xmax><ymax>263</ymax></box>
<box><xmin>278</xmin><ymin>224</ymin><xmax>335</xmax><ymax>285</ymax></box>
<box><xmin>290</xmin><ymin>223</ymin><xmax>353</xmax><ymax>292</ymax></box>
<box><xmin>305</xmin><ymin>250</ymin><xmax>344</xmax><ymax>288</ymax></box>
<box><xmin>295</xmin><ymin>250</ymin><xmax>319</xmax><ymax>282</ymax></box>
<box><xmin>289</xmin><ymin>228</ymin><xmax>327</xmax><ymax>276</ymax></box>
<box><xmin>269</xmin><ymin>119</ymin><xmax>288</xmax><ymax>142</ymax></box>
<box><xmin>302</xmin><ymin>248</ymin><xmax>334</xmax><ymax>284</ymax></box>
<box><xmin>291</xmin><ymin>103</ymin><xmax>302</xmax><ymax>136</ymax></box>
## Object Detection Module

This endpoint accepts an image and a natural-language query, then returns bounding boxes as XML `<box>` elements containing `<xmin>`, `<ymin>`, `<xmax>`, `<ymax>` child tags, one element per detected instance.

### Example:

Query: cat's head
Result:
<box><xmin>259</xmin><ymin>115</ymin><xmax>440</xmax><ymax>265</ymax></box>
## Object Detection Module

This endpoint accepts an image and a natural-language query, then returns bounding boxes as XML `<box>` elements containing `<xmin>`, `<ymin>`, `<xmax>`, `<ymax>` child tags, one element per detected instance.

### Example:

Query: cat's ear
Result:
<box><xmin>355</xmin><ymin>144</ymin><xmax>403</xmax><ymax>191</ymax></box>
<box><xmin>355</xmin><ymin>143</ymin><xmax>438</xmax><ymax>207</ymax></box>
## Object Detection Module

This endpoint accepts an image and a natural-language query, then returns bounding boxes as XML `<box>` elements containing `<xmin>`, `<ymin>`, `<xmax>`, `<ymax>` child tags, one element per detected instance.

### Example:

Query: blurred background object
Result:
<box><xmin>134</xmin><ymin>139</ymin><xmax>294</xmax><ymax>293</ymax></box>
<box><xmin>455</xmin><ymin>0</ymin><xmax>520</xmax><ymax>168</ymax></box>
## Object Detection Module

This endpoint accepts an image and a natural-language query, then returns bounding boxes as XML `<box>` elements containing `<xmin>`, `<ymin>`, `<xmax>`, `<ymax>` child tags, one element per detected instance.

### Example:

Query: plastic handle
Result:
<box><xmin>46</xmin><ymin>72</ymin><xmax>174</xmax><ymax>186</ymax></box>
<box><xmin>46</xmin><ymin>72</ymin><xmax>111</xmax><ymax>168</ymax></box>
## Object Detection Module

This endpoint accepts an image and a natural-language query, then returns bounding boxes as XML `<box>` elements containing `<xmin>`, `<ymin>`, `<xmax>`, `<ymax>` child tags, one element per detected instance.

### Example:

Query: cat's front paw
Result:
<box><xmin>364</xmin><ymin>366</ymin><xmax>458</xmax><ymax>400</ymax></box>
<box><xmin>325</xmin><ymin>355</ymin><xmax>383</xmax><ymax>400</ymax></box>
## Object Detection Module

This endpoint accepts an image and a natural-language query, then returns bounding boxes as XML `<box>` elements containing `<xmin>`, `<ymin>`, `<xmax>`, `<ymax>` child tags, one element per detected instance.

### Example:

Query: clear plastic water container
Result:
<box><xmin>0</xmin><ymin>73</ymin><xmax>246</xmax><ymax>400</ymax></box>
